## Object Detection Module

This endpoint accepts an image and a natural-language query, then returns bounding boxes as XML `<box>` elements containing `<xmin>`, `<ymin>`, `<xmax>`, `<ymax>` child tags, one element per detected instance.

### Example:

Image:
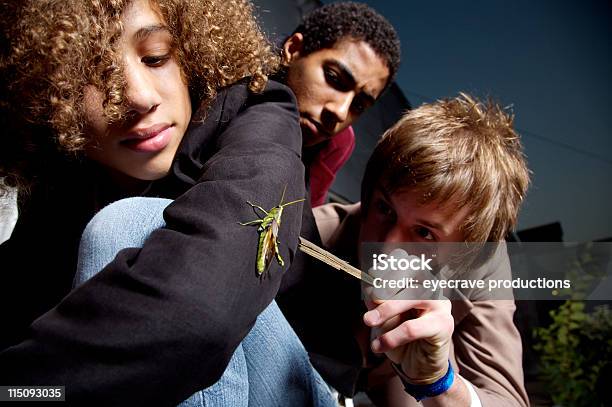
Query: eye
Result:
<box><xmin>324</xmin><ymin>67</ymin><xmax>342</xmax><ymax>88</ymax></box>
<box><xmin>141</xmin><ymin>54</ymin><xmax>170</xmax><ymax>67</ymax></box>
<box><xmin>415</xmin><ymin>226</ymin><xmax>434</xmax><ymax>241</ymax></box>
<box><xmin>324</xmin><ymin>66</ymin><xmax>353</xmax><ymax>92</ymax></box>
<box><xmin>374</xmin><ymin>198</ymin><xmax>395</xmax><ymax>221</ymax></box>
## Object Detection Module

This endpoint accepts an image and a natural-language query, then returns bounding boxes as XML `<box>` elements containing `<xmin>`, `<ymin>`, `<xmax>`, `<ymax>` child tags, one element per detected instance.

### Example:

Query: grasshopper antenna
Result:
<box><xmin>279</xmin><ymin>184</ymin><xmax>287</xmax><ymax>205</ymax></box>
<box><xmin>281</xmin><ymin>198</ymin><xmax>306</xmax><ymax>208</ymax></box>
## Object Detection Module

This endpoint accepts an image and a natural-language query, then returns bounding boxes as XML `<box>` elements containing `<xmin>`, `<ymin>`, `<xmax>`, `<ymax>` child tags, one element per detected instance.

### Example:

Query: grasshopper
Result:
<box><xmin>239</xmin><ymin>186</ymin><xmax>305</xmax><ymax>275</ymax></box>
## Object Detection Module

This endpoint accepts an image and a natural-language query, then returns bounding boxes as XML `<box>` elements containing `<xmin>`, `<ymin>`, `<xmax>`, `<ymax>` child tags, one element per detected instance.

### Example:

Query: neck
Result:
<box><xmin>105</xmin><ymin>167</ymin><xmax>153</xmax><ymax>197</ymax></box>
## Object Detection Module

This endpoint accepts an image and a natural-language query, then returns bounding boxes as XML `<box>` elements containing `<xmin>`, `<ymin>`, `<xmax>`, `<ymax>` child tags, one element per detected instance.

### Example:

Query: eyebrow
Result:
<box><xmin>380</xmin><ymin>188</ymin><xmax>450</xmax><ymax>235</ymax></box>
<box><xmin>134</xmin><ymin>24</ymin><xmax>170</xmax><ymax>42</ymax></box>
<box><xmin>325</xmin><ymin>59</ymin><xmax>377</xmax><ymax>104</ymax></box>
<box><xmin>415</xmin><ymin>218</ymin><xmax>447</xmax><ymax>234</ymax></box>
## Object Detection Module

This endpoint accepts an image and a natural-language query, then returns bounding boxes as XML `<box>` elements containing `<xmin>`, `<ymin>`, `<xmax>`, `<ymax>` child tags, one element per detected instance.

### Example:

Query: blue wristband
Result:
<box><xmin>392</xmin><ymin>360</ymin><xmax>454</xmax><ymax>401</ymax></box>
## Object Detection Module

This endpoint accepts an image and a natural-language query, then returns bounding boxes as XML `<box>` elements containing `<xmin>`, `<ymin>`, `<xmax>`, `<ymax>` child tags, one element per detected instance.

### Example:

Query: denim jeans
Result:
<box><xmin>75</xmin><ymin>197</ymin><xmax>337</xmax><ymax>407</ymax></box>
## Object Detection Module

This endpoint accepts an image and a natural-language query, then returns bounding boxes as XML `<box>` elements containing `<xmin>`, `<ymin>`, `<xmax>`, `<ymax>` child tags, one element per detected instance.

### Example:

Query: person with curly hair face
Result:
<box><xmin>0</xmin><ymin>0</ymin><xmax>336</xmax><ymax>405</ymax></box>
<box><xmin>278</xmin><ymin>1</ymin><xmax>400</xmax><ymax>207</ymax></box>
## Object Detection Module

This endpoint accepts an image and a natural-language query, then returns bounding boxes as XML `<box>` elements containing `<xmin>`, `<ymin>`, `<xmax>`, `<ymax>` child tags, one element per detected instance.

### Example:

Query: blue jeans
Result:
<box><xmin>75</xmin><ymin>197</ymin><xmax>336</xmax><ymax>407</ymax></box>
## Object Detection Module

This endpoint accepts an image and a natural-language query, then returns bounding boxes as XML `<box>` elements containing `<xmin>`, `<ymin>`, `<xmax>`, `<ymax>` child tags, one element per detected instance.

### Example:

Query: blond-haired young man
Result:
<box><xmin>314</xmin><ymin>93</ymin><xmax>530</xmax><ymax>406</ymax></box>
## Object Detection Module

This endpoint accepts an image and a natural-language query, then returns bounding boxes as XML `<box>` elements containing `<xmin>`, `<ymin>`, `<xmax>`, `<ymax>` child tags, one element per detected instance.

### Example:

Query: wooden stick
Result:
<box><xmin>298</xmin><ymin>237</ymin><xmax>375</xmax><ymax>286</ymax></box>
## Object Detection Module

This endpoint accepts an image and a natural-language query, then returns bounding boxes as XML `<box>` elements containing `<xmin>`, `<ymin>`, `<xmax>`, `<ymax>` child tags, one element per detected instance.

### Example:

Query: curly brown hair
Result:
<box><xmin>0</xmin><ymin>0</ymin><xmax>279</xmax><ymax>192</ymax></box>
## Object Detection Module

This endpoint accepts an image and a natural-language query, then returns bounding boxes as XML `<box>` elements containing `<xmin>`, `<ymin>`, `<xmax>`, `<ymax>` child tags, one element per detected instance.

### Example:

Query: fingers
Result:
<box><xmin>365</xmin><ymin>248</ymin><xmax>443</xmax><ymax>302</ymax></box>
<box><xmin>370</xmin><ymin>312</ymin><xmax>454</xmax><ymax>353</ymax></box>
<box><xmin>363</xmin><ymin>296</ymin><xmax>453</xmax><ymax>356</ymax></box>
<box><xmin>366</xmin><ymin>256</ymin><xmax>408</xmax><ymax>301</ymax></box>
<box><xmin>364</xmin><ymin>298</ymin><xmax>379</xmax><ymax>311</ymax></box>
<box><xmin>363</xmin><ymin>298</ymin><xmax>450</xmax><ymax>327</ymax></box>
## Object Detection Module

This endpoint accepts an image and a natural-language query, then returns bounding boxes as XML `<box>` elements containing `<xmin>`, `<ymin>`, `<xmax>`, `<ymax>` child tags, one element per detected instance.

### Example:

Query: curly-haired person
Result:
<box><xmin>0</xmin><ymin>0</ymin><xmax>336</xmax><ymax>405</ymax></box>
<box><xmin>277</xmin><ymin>1</ymin><xmax>401</xmax><ymax>206</ymax></box>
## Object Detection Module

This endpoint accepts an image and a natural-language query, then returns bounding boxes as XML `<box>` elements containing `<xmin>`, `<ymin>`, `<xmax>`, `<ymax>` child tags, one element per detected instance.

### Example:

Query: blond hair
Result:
<box><xmin>362</xmin><ymin>93</ymin><xmax>530</xmax><ymax>242</ymax></box>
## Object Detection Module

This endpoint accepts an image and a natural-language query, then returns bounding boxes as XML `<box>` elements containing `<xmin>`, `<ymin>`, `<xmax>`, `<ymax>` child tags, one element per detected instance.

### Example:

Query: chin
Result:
<box><xmin>138</xmin><ymin>168</ymin><xmax>171</xmax><ymax>181</ymax></box>
<box><xmin>125</xmin><ymin>161</ymin><xmax>172</xmax><ymax>181</ymax></box>
<box><xmin>303</xmin><ymin>135</ymin><xmax>325</xmax><ymax>148</ymax></box>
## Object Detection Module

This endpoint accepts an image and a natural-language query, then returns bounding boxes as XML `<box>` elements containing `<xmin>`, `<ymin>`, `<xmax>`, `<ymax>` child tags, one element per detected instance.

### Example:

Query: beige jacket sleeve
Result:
<box><xmin>452</xmin><ymin>300</ymin><xmax>528</xmax><ymax>407</ymax></box>
<box><xmin>450</xmin><ymin>244</ymin><xmax>529</xmax><ymax>407</ymax></box>
<box><xmin>314</xmin><ymin>202</ymin><xmax>529</xmax><ymax>407</ymax></box>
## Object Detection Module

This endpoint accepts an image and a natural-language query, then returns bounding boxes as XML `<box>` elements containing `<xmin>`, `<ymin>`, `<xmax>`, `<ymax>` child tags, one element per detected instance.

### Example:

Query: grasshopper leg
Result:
<box><xmin>239</xmin><ymin>219</ymin><xmax>263</xmax><ymax>226</ymax></box>
<box><xmin>274</xmin><ymin>238</ymin><xmax>284</xmax><ymax>267</ymax></box>
<box><xmin>245</xmin><ymin>201</ymin><xmax>269</xmax><ymax>217</ymax></box>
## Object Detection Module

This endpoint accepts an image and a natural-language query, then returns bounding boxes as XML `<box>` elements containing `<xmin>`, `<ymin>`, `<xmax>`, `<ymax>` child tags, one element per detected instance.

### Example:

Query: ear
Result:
<box><xmin>282</xmin><ymin>33</ymin><xmax>304</xmax><ymax>65</ymax></box>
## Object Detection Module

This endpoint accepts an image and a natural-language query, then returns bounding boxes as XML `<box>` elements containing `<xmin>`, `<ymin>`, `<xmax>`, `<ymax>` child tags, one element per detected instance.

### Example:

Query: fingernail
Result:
<box><xmin>371</xmin><ymin>338</ymin><xmax>381</xmax><ymax>352</ymax></box>
<box><xmin>365</xmin><ymin>309</ymin><xmax>380</xmax><ymax>325</ymax></box>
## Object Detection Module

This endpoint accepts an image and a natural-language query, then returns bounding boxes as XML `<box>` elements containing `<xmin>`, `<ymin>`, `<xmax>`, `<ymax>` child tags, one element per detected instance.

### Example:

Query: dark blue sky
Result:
<box><xmin>337</xmin><ymin>0</ymin><xmax>612</xmax><ymax>241</ymax></box>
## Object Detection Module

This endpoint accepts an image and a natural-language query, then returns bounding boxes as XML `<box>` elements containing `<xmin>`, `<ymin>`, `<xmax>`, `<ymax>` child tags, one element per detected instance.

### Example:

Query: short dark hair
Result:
<box><xmin>294</xmin><ymin>2</ymin><xmax>400</xmax><ymax>85</ymax></box>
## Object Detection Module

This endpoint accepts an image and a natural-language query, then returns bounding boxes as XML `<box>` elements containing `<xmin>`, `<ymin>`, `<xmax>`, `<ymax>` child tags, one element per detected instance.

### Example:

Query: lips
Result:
<box><xmin>121</xmin><ymin>123</ymin><xmax>174</xmax><ymax>153</ymax></box>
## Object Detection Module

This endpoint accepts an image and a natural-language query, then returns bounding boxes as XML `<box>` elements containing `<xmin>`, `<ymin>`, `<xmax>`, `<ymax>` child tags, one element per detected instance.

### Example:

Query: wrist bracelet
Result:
<box><xmin>391</xmin><ymin>360</ymin><xmax>454</xmax><ymax>401</ymax></box>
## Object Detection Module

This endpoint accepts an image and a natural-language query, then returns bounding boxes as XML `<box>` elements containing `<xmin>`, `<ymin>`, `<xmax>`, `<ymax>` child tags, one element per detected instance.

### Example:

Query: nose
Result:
<box><xmin>124</xmin><ymin>61</ymin><xmax>162</xmax><ymax>114</ymax></box>
<box><xmin>322</xmin><ymin>92</ymin><xmax>353</xmax><ymax>127</ymax></box>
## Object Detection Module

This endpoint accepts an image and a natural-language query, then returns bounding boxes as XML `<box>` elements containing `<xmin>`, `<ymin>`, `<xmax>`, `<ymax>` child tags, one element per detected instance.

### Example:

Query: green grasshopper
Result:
<box><xmin>239</xmin><ymin>186</ymin><xmax>305</xmax><ymax>275</ymax></box>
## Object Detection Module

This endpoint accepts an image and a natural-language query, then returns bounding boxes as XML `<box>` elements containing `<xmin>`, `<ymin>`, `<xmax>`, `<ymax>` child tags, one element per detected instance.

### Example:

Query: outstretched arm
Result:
<box><xmin>363</xmin><ymin>245</ymin><xmax>528</xmax><ymax>407</ymax></box>
<box><xmin>0</xmin><ymin>81</ymin><xmax>305</xmax><ymax>406</ymax></box>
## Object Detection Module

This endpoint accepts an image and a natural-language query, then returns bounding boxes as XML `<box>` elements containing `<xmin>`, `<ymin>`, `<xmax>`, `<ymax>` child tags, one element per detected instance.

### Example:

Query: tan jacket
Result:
<box><xmin>313</xmin><ymin>203</ymin><xmax>529</xmax><ymax>407</ymax></box>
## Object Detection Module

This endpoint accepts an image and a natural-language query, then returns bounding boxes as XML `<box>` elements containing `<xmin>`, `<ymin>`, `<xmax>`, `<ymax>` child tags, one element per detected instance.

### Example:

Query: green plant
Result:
<box><xmin>533</xmin><ymin>302</ymin><xmax>611</xmax><ymax>406</ymax></box>
<box><xmin>533</xmin><ymin>244</ymin><xmax>612</xmax><ymax>407</ymax></box>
